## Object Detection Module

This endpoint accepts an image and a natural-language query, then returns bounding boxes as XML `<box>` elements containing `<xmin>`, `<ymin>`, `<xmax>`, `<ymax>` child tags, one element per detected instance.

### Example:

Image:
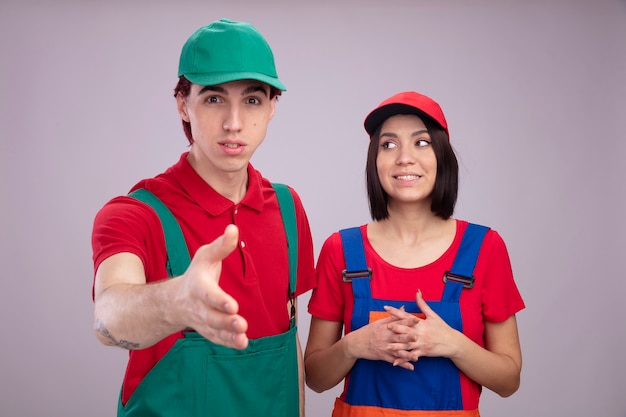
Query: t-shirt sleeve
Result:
<box><xmin>479</xmin><ymin>229</ymin><xmax>525</xmax><ymax>323</ymax></box>
<box><xmin>308</xmin><ymin>232</ymin><xmax>346</xmax><ymax>322</ymax></box>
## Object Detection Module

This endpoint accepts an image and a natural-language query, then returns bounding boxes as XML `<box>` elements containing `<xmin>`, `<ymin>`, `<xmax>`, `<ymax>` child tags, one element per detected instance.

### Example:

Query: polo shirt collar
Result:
<box><xmin>171</xmin><ymin>152</ymin><xmax>264</xmax><ymax>216</ymax></box>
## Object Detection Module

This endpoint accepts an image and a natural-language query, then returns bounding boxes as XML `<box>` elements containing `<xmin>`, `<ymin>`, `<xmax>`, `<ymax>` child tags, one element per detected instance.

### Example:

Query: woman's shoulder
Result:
<box><xmin>320</xmin><ymin>224</ymin><xmax>368</xmax><ymax>251</ymax></box>
<box><xmin>454</xmin><ymin>219</ymin><xmax>510</xmax><ymax>262</ymax></box>
<box><xmin>455</xmin><ymin>218</ymin><xmax>503</xmax><ymax>238</ymax></box>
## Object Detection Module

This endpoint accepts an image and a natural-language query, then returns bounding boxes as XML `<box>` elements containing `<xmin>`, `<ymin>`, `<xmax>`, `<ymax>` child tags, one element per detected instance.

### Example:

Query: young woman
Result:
<box><xmin>305</xmin><ymin>91</ymin><xmax>524</xmax><ymax>416</ymax></box>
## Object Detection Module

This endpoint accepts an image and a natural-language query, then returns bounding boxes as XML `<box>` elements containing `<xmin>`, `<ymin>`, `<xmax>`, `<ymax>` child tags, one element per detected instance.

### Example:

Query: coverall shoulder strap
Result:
<box><xmin>339</xmin><ymin>223</ymin><xmax>489</xmax><ymax>283</ymax></box>
<box><xmin>441</xmin><ymin>222</ymin><xmax>490</xmax><ymax>301</ymax></box>
<box><xmin>272</xmin><ymin>183</ymin><xmax>298</xmax><ymax>294</ymax></box>
<box><xmin>338</xmin><ymin>227</ymin><xmax>371</xmax><ymax>281</ymax></box>
<box><xmin>448</xmin><ymin>222</ymin><xmax>490</xmax><ymax>280</ymax></box>
<box><xmin>127</xmin><ymin>188</ymin><xmax>191</xmax><ymax>278</ymax></box>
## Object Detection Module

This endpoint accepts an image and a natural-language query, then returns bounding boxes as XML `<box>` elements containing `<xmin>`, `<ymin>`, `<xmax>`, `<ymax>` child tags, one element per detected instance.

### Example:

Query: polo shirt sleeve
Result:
<box><xmin>91</xmin><ymin>196</ymin><xmax>167</xmax><ymax>286</ymax></box>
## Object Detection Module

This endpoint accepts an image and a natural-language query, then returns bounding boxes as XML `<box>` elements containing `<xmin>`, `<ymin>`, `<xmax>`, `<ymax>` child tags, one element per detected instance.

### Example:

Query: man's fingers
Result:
<box><xmin>195</xmin><ymin>224</ymin><xmax>239</xmax><ymax>266</ymax></box>
<box><xmin>178</xmin><ymin>224</ymin><xmax>250</xmax><ymax>349</ymax></box>
<box><xmin>197</xmin><ymin>326</ymin><xmax>249</xmax><ymax>350</ymax></box>
<box><xmin>189</xmin><ymin>225</ymin><xmax>240</xmax><ymax>314</ymax></box>
<box><xmin>197</xmin><ymin>312</ymin><xmax>249</xmax><ymax>350</ymax></box>
<box><xmin>214</xmin><ymin>326</ymin><xmax>249</xmax><ymax>349</ymax></box>
<box><xmin>231</xmin><ymin>332</ymin><xmax>249</xmax><ymax>350</ymax></box>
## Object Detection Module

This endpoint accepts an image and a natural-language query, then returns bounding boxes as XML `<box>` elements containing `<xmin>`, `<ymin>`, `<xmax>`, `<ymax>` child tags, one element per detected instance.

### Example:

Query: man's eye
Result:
<box><xmin>247</xmin><ymin>97</ymin><xmax>260</xmax><ymax>104</ymax></box>
<box><xmin>206</xmin><ymin>96</ymin><xmax>220</xmax><ymax>103</ymax></box>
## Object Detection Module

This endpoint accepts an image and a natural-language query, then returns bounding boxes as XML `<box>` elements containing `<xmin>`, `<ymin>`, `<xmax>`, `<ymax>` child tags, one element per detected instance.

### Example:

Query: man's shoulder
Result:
<box><xmin>94</xmin><ymin>162</ymin><xmax>181</xmax><ymax>227</ymax></box>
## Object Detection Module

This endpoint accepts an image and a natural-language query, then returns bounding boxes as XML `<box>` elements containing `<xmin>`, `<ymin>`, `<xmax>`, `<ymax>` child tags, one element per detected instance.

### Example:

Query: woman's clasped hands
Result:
<box><xmin>382</xmin><ymin>290</ymin><xmax>461</xmax><ymax>371</ymax></box>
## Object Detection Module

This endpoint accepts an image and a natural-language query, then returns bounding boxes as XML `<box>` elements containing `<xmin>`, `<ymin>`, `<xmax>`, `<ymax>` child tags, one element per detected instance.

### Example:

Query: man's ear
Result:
<box><xmin>268</xmin><ymin>96</ymin><xmax>277</xmax><ymax>120</ymax></box>
<box><xmin>176</xmin><ymin>92</ymin><xmax>190</xmax><ymax>122</ymax></box>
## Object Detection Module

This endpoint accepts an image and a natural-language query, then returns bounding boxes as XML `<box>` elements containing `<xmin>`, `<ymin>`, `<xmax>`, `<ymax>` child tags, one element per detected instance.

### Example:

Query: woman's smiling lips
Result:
<box><xmin>395</xmin><ymin>174</ymin><xmax>420</xmax><ymax>180</ymax></box>
<box><xmin>393</xmin><ymin>173</ymin><xmax>421</xmax><ymax>183</ymax></box>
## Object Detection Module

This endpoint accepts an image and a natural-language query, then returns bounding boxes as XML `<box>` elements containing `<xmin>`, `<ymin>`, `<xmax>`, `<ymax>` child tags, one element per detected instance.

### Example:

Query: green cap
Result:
<box><xmin>178</xmin><ymin>19</ymin><xmax>286</xmax><ymax>91</ymax></box>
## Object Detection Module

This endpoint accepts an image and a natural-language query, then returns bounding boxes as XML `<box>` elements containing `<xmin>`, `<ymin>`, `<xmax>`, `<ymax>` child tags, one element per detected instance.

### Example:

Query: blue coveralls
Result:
<box><xmin>334</xmin><ymin>223</ymin><xmax>488</xmax><ymax>417</ymax></box>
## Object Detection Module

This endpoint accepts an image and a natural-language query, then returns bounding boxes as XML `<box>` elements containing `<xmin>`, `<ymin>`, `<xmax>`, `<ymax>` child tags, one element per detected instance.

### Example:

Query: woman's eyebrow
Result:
<box><xmin>380</xmin><ymin>129</ymin><xmax>428</xmax><ymax>138</ymax></box>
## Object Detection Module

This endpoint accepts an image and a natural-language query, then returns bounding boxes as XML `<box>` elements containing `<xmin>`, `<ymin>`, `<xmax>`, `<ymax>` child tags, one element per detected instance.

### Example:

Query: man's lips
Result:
<box><xmin>220</xmin><ymin>141</ymin><xmax>246</xmax><ymax>155</ymax></box>
<box><xmin>222</xmin><ymin>142</ymin><xmax>242</xmax><ymax>148</ymax></box>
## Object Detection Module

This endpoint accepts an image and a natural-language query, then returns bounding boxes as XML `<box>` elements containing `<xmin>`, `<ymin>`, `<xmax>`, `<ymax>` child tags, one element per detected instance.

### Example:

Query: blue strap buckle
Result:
<box><xmin>342</xmin><ymin>268</ymin><xmax>372</xmax><ymax>282</ymax></box>
<box><xmin>443</xmin><ymin>271</ymin><xmax>475</xmax><ymax>289</ymax></box>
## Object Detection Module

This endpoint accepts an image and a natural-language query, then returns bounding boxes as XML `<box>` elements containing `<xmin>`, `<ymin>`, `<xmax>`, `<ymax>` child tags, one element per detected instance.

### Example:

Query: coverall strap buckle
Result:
<box><xmin>443</xmin><ymin>271</ymin><xmax>475</xmax><ymax>289</ymax></box>
<box><xmin>342</xmin><ymin>268</ymin><xmax>372</xmax><ymax>282</ymax></box>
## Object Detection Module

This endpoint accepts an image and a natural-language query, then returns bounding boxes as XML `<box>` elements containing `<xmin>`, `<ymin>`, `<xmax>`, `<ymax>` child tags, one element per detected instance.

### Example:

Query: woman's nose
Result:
<box><xmin>396</xmin><ymin>145</ymin><xmax>416</xmax><ymax>165</ymax></box>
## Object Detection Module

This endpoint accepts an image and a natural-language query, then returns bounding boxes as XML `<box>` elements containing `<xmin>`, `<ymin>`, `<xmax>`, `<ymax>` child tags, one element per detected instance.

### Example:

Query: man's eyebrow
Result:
<box><xmin>196</xmin><ymin>84</ymin><xmax>269</xmax><ymax>97</ymax></box>
<box><xmin>198</xmin><ymin>85</ymin><xmax>225</xmax><ymax>95</ymax></box>
<box><xmin>242</xmin><ymin>84</ymin><xmax>269</xmax><ymax>97</ymax></box>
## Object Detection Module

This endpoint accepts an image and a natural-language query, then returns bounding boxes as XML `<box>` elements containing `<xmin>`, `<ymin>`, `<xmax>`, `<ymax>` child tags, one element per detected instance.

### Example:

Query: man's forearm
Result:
<box><xmin>94</xmin><ymin>279</ymin><xmax>184</xmax><ymax>350</ymax></box>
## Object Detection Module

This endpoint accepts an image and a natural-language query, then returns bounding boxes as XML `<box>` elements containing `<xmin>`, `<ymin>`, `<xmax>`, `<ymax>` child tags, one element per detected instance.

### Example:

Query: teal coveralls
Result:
<box><xmin>118</xmin><ymin>184</ymin><xmax>300</xmax><ymax>417</ymax></box>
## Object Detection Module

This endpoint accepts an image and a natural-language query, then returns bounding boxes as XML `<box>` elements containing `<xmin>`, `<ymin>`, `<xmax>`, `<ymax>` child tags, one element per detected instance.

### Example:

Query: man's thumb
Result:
<box><xmin>196</xmin><ymin>224</ymin><xmax>239</xmax><ymax>266</ymax></box>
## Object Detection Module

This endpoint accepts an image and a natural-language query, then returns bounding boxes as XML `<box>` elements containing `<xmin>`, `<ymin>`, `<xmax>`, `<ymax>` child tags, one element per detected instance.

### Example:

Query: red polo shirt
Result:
<box><xmin>92</xmin><ymin>152</ymin><xmax>316</xmax><ymax>404</ymax></box>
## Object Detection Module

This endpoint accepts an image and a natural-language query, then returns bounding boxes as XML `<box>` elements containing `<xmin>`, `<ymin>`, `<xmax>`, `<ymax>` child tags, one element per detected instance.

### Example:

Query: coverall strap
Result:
<box><xmin>272</xmin><ymin>183</ymin><xmax>298</xmax><ymax>295</ymax></box>
<box><xmin>128</xmin><ymin>188</ymin><xmax>190</xmax><ymax>277</ymax></box>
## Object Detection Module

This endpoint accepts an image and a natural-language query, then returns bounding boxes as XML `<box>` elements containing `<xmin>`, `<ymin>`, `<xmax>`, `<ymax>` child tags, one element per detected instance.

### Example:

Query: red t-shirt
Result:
<box><xmin>308</xmin><ymin>220</ymin><xmax>524</xmax><ymax>410</ymax></box>
<box><xmin>92</xmin><ymin>153</ymin><xmax>316</xmax><ymax>404</ymax></box>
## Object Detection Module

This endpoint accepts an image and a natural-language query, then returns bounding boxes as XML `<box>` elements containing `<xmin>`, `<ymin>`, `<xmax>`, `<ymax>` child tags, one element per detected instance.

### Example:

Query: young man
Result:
<box><xmin>92</xmin><ymin>19</ymin><xmax>316</xmax><ymax>416</ymax></box>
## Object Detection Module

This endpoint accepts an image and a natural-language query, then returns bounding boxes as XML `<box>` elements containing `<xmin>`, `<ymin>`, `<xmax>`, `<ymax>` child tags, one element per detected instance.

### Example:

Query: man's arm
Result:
<box><xmin>93</xmin><ymin>224</ymin><xmax>249</xmax><ymax>350</ymax></box>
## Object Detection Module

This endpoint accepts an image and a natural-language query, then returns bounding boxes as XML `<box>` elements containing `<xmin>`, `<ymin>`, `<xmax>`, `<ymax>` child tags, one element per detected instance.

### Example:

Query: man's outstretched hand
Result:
<box><xmin>175</xmin><ymin>224</ymin><xmax>249</xmax><ymax>349</ymax></box>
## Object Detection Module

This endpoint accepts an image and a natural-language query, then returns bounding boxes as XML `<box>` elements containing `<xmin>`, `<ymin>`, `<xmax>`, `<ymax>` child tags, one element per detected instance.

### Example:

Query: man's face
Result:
<box><xmin>177</xmin><ymin>79</ymin><xmax>276</xmax><ymax>179</ymax></box>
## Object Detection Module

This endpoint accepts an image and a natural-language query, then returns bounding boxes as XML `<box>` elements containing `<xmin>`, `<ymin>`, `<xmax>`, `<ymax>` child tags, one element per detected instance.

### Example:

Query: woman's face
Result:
<box><xmin>376</xmin><ymin>114</ymin><xmax>437</xmax><ymax>206</ymax></box>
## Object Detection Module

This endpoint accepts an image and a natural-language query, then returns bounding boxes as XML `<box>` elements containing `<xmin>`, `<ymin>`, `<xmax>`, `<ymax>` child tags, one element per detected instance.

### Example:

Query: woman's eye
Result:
<box><xmin>381</xmin><ymin>141</ymin><xmax>397</xmax><ymax>150</ymax></box>
<box><xmin>416</xmin><ymin>139</ymin><xmax>431</xmax><ymax>147</ymax></box>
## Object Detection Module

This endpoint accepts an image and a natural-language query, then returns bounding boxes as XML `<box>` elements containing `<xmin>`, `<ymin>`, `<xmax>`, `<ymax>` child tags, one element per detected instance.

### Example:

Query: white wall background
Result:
<box><xmin>1</xmin><ymin>0</ymin><xmax>625</xmax><ymax>416</ymax></box>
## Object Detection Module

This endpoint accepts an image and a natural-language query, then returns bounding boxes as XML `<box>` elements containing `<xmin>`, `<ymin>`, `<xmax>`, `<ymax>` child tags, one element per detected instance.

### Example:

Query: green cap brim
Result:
<box><xmin>183</xmin><ymin>71</ymin><xmax>286</xmax><ymax>91</ymax></box>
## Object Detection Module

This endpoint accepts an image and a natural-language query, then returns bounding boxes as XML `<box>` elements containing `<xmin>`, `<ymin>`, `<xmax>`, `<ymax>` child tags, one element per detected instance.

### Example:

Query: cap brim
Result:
<box><xmin>364</xmin><ymin>104</ymin><xmax>433</xmax><ymax>135</ymax></box>
<box><xmin>183</xmin><ymin>71</ymin><xmax>286</xmax><ymax>91</ymax></box>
